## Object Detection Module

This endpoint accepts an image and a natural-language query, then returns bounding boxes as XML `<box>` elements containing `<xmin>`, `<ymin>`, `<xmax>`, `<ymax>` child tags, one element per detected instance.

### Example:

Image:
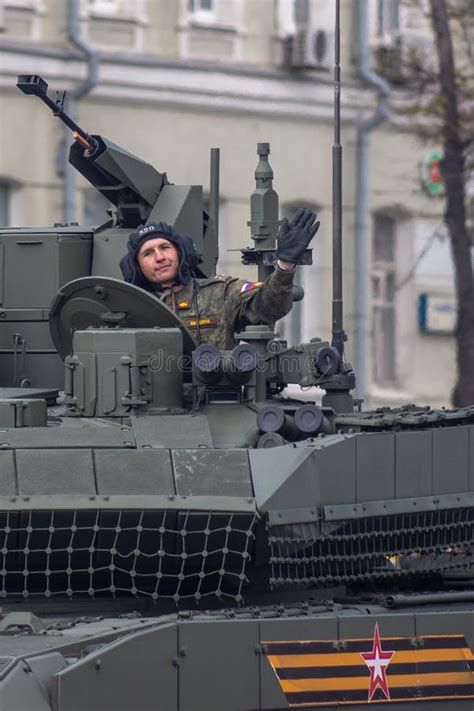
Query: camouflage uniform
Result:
<box><xmin>158</xmin><ymin>267</ymin><xmax>295</xmax><ymax>349</ymax></box>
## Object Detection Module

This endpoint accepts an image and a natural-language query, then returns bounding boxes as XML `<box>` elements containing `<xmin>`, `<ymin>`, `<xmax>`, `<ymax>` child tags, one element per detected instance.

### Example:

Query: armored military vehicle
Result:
<box><xmin>0</xmin><ymin>6</ymin><xmax>473</xmax><ymax>710</ymax></box>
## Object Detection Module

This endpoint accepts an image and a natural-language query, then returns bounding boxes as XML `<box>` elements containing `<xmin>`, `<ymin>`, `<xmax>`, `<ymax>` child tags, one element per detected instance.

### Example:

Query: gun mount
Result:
<box><xmin>17</xmin><ymin>74</ymin><xmax>166</xmax><ymax>226</ymax></box>
<box><xmin>16</xmin><ymin>74</ymin><xmax>217</xmax><ymax>273</ymax></box>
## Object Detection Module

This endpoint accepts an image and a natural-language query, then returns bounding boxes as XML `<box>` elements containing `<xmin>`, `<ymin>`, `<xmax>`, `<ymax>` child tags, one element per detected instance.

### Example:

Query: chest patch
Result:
<box><xmin>184</xmin><ymin>316</ymin><xmax>218</xmax><ymax>329</ymax></box>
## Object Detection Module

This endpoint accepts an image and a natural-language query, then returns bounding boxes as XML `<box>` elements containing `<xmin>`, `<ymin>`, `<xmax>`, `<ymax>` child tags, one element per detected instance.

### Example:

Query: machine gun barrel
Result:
<box><xmin>16</xmin><ymin>73</ymin><xmax>170</xmax><ymax>227</ymax></box>
<box><xmin>16</xmin><ymin>74</ymin><xmax>98</xmax><ymax>153</ymax></box>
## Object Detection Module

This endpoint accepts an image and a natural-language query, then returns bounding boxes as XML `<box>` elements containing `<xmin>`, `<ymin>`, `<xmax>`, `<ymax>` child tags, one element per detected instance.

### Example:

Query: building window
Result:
<box><xmin>277</xmin><ymin>0</ymin><xmax>296</xmax><ymax>38</ymax></box>
<box><xmin>2</xmin><ymin>0</ymin><xmax>45</xmax><ymax>41</ymax></box>
<box><xmin>371</xmin><ymin>213</ymin><xmax>397</xmax><ymax>385</ymax></box>
<box><xmin>0</xmin><ymin>182</ymin><xmax>11</xmax><ymax>227</ymax></box>
<box><xmin>84</xmin><ymin>0</ymin><xmax>147</xmax><ymax>51</ymax></box>
<box><xmin>88</xmin><ymin>0</ymin><xmax>118</xmax><ymax>12</ymax></box>
<box><xmin>87</xmin><ymin>0</ymin><xmax>144</xmax><ymax>17</ymax></box>
<box><xmin>188</xmin><ymin>0</ymin><xmax>216</xmax><ymax>24</ymax></box>
<box><xmin>179</xmin><ymin>0</ymin><xmax>241</xmax><ymax>61</ymax></box>
<box><xmin>277</xmin><ymin>202</ymin><xmax>318</xmax><ymax>347</ymax></box>
<box><xmin>376</xmin><ymin>0</ymin><xmax>400</xmax><ymax>40</ymax></box>
<box><xmin>82</xmin><ymin>188</ymin><xmax>111</xmax><ymax>227</ymax></box>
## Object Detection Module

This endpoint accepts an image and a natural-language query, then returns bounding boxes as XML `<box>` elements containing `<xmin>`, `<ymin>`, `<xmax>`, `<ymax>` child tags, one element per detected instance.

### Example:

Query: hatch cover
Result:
<box><xmin>49</xmin><ymin>276</ymin><xmax>196</xmax><ymax>360</ymax></box>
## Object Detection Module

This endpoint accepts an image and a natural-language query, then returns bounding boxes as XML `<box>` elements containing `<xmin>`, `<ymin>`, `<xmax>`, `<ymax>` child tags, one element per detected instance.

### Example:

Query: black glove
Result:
<box><xmin>276</xmin><ymin>208</ymin><xmax>320</xmax><ymax>264</ymax></box>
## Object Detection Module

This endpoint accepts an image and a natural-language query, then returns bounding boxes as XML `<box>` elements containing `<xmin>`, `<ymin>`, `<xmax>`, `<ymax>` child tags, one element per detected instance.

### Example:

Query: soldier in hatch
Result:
<box><xmin>119</xmin><ymin>208</ymin><xmax>319</xmax><ymax>349</ymax></box>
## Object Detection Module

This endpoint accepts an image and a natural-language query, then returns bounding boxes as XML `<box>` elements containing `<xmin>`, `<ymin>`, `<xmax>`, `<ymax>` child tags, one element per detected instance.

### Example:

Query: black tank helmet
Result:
<box><xmin>119</xmin><ymin>222</ymin><xmax>201</xmax><ymax>291</ymax></box>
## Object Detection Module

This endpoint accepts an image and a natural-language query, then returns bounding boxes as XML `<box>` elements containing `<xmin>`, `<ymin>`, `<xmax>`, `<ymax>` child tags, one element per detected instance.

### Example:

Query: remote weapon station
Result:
<box><xmin>0</xmin><ymin>4</ymin><xmax>473</xmax><ymax>710</ymax></box>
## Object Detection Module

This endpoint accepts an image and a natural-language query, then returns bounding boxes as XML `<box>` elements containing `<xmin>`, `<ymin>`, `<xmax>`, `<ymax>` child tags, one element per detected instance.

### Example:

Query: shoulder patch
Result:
<box><xmin>240</xmin><ymin>281</ymin><xmax>263</xmax><ymax>294</ymax></box>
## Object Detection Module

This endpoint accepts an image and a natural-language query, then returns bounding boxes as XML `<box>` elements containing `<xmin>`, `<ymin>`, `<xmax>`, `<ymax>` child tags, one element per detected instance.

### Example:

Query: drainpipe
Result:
<box><xmin>354</xmin><ymin>0</ymin><xmax>391</xmax><ymax>401</ymax></box>
<box><xmin>63</xmin><ymin>0</ymin><xmax>99</xmax><ymax>223</ymax></box>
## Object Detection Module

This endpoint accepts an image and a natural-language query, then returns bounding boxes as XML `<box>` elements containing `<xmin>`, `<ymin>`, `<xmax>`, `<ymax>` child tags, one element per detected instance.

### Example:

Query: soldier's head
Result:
<box><xmin>120</xmin><ymin>222</ymin><xmax>200</xmax><ymax>290</ymax></box>
<box><xmin>137</xmin><ymin>236</ymin><xmax>180</xmax><ymax>287</ymax></box>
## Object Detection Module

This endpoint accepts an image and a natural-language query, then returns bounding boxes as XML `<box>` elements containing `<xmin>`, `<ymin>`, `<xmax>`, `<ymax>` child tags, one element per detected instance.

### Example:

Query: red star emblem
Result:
<box><xmin>360</xmin><ymin>623</ymin><xmax>395</xmax><ymax>702</ymax></box>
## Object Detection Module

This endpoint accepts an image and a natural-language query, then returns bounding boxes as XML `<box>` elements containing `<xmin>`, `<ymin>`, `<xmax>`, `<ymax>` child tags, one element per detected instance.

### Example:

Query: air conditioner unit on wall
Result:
<box><xmin>290</xmin><ymin>26</ymin><xmax>335</xmax><ymax>70</ymax></box>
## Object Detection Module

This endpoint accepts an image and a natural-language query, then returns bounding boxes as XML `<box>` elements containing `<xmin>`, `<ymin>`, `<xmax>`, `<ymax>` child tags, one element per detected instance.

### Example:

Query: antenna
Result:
<box><xmin>319</xmin><ymin>0</ymin><xmax>355</xmax><ymax>414</ymax></box>
<box><xmin>331</xmin><ymin>0</ymin><xmax>344</xmax><ymax>358</ymax></box>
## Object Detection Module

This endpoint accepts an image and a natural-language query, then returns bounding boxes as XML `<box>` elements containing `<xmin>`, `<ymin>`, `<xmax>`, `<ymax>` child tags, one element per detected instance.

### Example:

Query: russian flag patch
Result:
<box><xmin>240</xmin><ymin>281</ymin><xmax>263</xmax><ymax>294</ymax></box>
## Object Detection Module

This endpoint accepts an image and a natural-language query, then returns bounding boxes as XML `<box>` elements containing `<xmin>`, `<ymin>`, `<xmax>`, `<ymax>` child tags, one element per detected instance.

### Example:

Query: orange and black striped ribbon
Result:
<box><xmin>264</xmin><ymin>635</ymin><xmax>474</xmax><ymax>707</ymax></box>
